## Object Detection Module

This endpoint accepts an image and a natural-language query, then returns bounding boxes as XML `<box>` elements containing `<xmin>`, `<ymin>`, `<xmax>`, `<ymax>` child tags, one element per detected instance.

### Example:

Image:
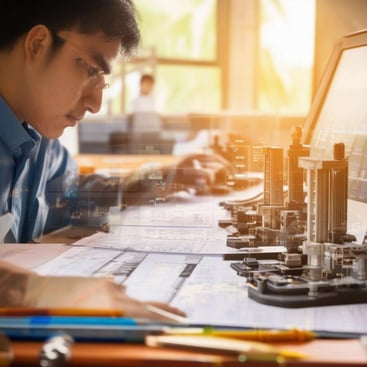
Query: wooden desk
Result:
<box><xmin>35</xmin><ymin>154</ymin><xmax>367</xmax><ymax>366</ymax></box>
<box><xmin>10</xmin><ymin>339</ymin><xmax>367</xmax><ymax>366</ymax></box>
<box><xmin>74</xmin><ymin>153</ymin><xmax>181</xmax><ymax>175</ymax></box>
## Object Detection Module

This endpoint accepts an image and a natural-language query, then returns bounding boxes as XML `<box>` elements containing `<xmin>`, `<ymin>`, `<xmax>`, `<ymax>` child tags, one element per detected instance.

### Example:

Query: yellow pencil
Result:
<box><xmin>163</xmin><ymin>327</ymin><xmax>316</xmax><ymax>343</ymax></box>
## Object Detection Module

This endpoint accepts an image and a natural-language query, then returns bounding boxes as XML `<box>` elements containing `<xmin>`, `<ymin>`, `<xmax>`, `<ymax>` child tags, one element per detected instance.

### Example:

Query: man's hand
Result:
<box><xmin>0</xmin><ymin>260</ymin><xmax>187</xmax><ymax>322</ymax></box>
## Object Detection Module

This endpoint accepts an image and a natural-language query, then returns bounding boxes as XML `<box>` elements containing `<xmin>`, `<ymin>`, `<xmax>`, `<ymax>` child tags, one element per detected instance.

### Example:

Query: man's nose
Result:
<box><xmin>82</xmin><ymin>87</ymin><xmax>103</xmax><ymax>114</ymax></box>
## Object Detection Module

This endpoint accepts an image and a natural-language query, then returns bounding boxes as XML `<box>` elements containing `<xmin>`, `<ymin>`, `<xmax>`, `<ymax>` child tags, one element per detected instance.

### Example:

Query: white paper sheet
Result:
<box><xmin>0</xmin><ymin>243</ymin><xmax>69</xmax><ymax>270</ymax></box>
<box><xmin>32</xmin><ymin>246</ymin><xmax>367</xmax><ymax>334</ymax></box>
<box><xmin>71</xmin><ymin>189</ymin><xmax>281</xmax><ymax>255</ymax></box>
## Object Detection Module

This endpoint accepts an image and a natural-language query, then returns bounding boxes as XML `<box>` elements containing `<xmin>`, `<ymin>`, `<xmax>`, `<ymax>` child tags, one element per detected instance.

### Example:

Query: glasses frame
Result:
<box><xmin>51</xmin><ymin>33</ymin><xmax>110</xmax><ymax>90</ymax></box>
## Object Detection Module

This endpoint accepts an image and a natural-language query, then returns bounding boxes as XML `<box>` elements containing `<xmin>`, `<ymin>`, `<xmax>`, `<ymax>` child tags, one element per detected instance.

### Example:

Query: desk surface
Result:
<box><xmin>9</xmin><ymin>339</ymin><xmax>367</xmax><ymax>366</ymax></box>
<box><xmin>75</xmin><ymin>153</ymin><xmax>180</xmax><ymax>174</ymax></box>
<box><xmin>27</xmin><ymin>154</ymin><xmax>367</xmax><ymax>366</ymax></box>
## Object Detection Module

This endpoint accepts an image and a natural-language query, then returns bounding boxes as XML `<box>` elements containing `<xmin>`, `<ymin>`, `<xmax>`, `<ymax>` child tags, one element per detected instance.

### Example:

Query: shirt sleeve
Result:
<box><xmin>43</xmin><ymin>139</ymin><xmax>79</xmax><ymax>233</ymax></box>
<box><xmin>44</xmin><ymin>139</ymin><xmax>122</xmax><ymax>232</ymax></box>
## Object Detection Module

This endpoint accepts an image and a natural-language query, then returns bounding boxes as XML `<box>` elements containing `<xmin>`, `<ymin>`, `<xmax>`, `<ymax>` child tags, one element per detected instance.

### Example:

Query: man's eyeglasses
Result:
<box><xmin>52</xmin><ymin>33</ymin><xmax>109</xmax><ymax>90</ymax></box>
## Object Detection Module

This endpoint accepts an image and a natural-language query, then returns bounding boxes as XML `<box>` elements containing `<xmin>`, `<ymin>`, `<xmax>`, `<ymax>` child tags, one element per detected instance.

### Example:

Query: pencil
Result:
<box><xmin>163</xmin><ymin>327</ymin><xmax>316</xmax><ymax>342</ymax></box>
<box><xmin>0</xmin><ymin>307</ymin><xmax>125</xmax><ymax>317</ymax></box>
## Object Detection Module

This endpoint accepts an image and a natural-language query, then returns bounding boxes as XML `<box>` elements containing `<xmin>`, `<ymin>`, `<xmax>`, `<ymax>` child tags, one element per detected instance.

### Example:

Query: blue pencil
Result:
<box><xmin>0</xmin><ymin>316</ymin><xmax>166</xmax><ymax>342</ymax></box>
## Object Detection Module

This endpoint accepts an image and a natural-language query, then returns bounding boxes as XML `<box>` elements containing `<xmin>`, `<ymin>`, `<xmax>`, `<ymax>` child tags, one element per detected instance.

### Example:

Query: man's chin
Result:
<box><xmin>43</xmin><ymin>128</ymin><xmax>67</xmax><ymax>140</ymax></box>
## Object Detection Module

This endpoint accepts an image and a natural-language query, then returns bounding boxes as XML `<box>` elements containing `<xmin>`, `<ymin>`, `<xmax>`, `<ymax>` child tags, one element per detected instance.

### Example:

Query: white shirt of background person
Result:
<box><xmin>131</xmin><ymin>74</ymin><xmax>156</xmax><ymax>112</ymax></box>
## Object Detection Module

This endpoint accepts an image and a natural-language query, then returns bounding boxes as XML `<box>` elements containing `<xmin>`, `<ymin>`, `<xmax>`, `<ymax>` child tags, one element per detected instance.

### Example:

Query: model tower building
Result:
<box><xmin>299</xmin><ymin>142</ymin><xmax>348</xmax><ymax>245</ymax></box>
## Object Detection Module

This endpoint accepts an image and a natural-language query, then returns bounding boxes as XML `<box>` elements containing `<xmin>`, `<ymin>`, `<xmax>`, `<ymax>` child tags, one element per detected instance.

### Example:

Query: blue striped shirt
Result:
<box><xmin>0</xmin><ymin>97</ymin><xmax>78</xmax><ymax>242</ymax></box>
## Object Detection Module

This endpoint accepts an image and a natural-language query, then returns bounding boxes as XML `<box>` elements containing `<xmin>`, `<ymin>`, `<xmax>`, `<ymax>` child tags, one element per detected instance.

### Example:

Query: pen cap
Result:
<box><xmin>0</xmin><ymin>333</ymin><xmax>12</xmax><ymax>367</ymax></box>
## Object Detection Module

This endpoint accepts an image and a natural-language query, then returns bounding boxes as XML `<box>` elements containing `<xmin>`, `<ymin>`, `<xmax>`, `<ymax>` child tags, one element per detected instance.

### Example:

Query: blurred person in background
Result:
<box><xmin>131</xmin><ymin>73</ymin><xmax>156</xmax><ymax>112</ymax></box>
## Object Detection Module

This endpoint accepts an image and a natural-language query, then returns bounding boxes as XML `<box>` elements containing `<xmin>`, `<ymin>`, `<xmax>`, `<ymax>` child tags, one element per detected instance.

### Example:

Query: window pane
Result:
<box><xmin>134</xmin><ymin>0</ymin><xmax>217</xmax><ymax>61</ymax></box>
<box><xmin>258</xmin><ymin>0</ymin><xmax>315</xmax><ymax>114</ymax></box>
<box><xmin>125</xmin><ymin>65</ymin><xmax>221</xmax><ymax>114</ymax></box>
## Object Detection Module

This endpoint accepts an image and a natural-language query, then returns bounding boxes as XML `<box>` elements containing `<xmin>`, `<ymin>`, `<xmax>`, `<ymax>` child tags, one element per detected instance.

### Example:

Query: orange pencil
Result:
<box><xmin>0</xmin><ymin>307</ymin><xmax>125</xmax><ymax>317</ymax></box>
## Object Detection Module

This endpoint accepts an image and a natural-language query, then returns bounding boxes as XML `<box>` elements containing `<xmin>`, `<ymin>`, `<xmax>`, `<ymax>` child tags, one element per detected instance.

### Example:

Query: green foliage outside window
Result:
<box><xmin>98</xmin><ymin>0</ymin><xmax>315</xmax><ymax>117</ymax></box>
<box><xmin>134</xmin><ymin>0</ymin><xmax>217</xmax><ymax>61</ymax></box>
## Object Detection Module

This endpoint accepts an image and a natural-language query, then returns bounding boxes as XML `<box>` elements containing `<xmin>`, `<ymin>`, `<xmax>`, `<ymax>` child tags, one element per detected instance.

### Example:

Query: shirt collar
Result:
<box><xmin>0</xmin><ymin>96</ymin><xmax>37</xmax><ymax>158</ymax></box>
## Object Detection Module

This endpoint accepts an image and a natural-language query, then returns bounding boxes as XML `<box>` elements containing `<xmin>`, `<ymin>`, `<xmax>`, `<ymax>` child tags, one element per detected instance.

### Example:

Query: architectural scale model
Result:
<box><xmin>226</xmin><ymin>127</ymin><xmax>367</xmax><ymax>307</ymax></box>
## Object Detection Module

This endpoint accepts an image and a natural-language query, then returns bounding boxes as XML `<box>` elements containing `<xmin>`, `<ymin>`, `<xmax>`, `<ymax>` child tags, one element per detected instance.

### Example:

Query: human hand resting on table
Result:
<box><xmin>0</xmin><ymin>260</ymin><xmax>186</xmax><ymax>322</ymax></box>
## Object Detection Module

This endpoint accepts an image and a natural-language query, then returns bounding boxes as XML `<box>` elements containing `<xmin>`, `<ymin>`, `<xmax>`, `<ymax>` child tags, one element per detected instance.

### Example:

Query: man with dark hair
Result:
<box><xmin>0</xmin><ymin>0</ymin><xmax>141</xmax><ymax>243</ymax></box>
<box><xmin>0</xmin><ymin>0</ymin><xmax>185</xmax><ymax>319</ymax></box>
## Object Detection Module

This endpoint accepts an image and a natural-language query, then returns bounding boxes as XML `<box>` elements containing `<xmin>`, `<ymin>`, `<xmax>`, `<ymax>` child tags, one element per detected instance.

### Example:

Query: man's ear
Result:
<box><xmin>24</xmin><ymin>25</ymin><xmax>52</xmax><ymax>61</ymax></box>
